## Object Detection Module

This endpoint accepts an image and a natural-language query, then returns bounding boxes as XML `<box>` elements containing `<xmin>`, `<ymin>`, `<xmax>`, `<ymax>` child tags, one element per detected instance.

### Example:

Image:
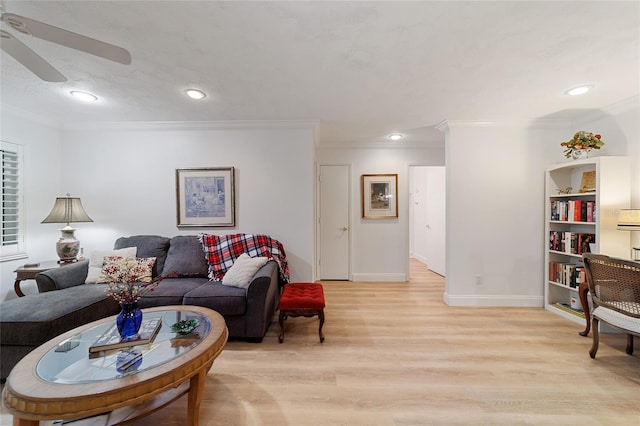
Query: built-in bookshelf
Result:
<box><xmin>544</xmin><ymin>157</ymin><xmax>630</xmax><ymax>324</ymax></box>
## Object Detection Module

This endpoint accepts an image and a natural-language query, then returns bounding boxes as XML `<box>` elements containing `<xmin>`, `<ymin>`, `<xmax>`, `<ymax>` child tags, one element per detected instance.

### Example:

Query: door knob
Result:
<box><xmin>340</xmin><ymin>227</ymin><xmax>348</xmax><ymax>231</ymax></box>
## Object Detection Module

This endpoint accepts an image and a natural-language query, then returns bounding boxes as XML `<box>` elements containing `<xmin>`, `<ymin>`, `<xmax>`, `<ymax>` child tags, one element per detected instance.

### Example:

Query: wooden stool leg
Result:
<box><xmin>590</xmin><ymin>317</ymin><xmax>600</xmax><ymax>359</ymax></box>
<box><xmin>278</xmin><ymin>311</ymin><xmax>287</xmax><ymax>343</ymax></box>
<box><xmin>318</xmin><ymin>310</ymin><xmax>325</xmax><ymax>343</ymax></box>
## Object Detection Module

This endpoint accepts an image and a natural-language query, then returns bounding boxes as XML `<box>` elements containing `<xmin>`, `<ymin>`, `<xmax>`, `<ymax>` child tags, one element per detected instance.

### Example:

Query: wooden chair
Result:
<box><xmin>582</xmin><ymin>253</ymin><xmax>640</xmax><ymax>359</ymax></box>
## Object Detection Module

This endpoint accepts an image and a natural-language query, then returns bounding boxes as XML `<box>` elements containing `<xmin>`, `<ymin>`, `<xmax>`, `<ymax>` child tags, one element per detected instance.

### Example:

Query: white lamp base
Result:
<box><xmin>56</xmin><ymin>225</ymin><xmax>80</xmax><ymax>263</ymax></box>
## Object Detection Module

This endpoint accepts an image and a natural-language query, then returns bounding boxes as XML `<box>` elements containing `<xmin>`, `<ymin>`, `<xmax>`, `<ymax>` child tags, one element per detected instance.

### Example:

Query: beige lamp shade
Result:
<box><xmin>617</xmin><ymin>209</ymin><xmax>640</xmax><ymax>231</ymax></box>
<box><xmin>41</xmin><ymin>194</ymin><xmax>93</xmax><ymax>262</ymax></box>
<box><xmin>41</xmin><ymin>194</ymin><xmax>93</xmax><ymax>225</ymax></box>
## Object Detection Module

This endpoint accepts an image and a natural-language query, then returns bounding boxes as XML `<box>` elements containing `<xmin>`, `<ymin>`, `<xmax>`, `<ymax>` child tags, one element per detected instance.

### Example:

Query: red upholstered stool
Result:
<box><xmin>278</xmin><ymin>283</ymin><xmax>325</xmax><ymax>343</ymax></box>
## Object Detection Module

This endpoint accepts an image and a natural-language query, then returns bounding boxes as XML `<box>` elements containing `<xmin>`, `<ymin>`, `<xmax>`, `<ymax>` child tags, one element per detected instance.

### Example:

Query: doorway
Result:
<box><xmin>318</xmin><ymin>164</ymin><xmax>350</xmax><ymax>280</ymax></box>
<box><xmin>409</xmin><ymin>166</ymin><xmax>446</xmax><ymax>277</ymax></box>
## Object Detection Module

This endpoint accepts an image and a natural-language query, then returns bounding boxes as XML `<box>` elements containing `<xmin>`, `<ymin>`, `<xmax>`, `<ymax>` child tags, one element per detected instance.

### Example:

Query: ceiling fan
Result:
<box><xmin>0</xmin><ymin>2</ymin><xmax>131</xmax><ymax>82</ymax></box>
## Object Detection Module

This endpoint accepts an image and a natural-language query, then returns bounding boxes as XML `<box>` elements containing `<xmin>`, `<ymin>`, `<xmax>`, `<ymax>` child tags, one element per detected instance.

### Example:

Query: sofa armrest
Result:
<box><xmin>244</xmin><ymin>261</ymin><xmax>280</xmax><ymax>339</ymax></box>
<box><xmin>35</xmin><ymin>260</ymin><xmax>90</xmax><ymax>292</ymax></box>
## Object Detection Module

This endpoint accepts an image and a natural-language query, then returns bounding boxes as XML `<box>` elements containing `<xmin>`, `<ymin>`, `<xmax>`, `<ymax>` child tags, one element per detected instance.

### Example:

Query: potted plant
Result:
<box><xmin>561</xmin><ymin>131</ymin><xmax>605</xmax><ymax>159</ymax></box>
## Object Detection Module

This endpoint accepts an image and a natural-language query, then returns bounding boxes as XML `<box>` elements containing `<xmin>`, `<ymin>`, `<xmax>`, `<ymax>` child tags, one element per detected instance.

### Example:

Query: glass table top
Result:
<box><xmin>36</xmin><ymin>308</ymin><xmax>212</xmax><ymax>384</ymax></box>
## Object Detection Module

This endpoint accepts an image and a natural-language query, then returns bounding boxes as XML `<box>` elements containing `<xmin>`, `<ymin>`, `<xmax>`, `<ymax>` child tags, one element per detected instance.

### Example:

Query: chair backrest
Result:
<box><xmin>582</xmin><ymin>253</ymin><xmax>640</xmax><ymax>318</ymax></box>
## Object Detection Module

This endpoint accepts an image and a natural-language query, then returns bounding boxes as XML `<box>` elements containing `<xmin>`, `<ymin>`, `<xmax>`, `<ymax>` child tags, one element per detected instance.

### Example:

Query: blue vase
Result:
<box><xmin>116</xmin><ymin>302</ymin><xmax>143</xmax><ymax>340</ymax></box>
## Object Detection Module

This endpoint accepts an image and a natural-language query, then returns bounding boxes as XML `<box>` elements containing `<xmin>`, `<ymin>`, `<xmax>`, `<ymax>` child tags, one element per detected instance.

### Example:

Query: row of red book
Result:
<box><xmin>550</xmin><ymin>200</ymin><xmax>596</xmax><ymax>222</ymax></box>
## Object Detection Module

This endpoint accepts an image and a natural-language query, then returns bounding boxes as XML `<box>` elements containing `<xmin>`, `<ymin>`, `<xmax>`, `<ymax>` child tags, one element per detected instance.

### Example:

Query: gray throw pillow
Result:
<box><xmin>161</xmin><ymin>235</ymin><xmax>209</xmax><ymax>278</ymax></box>
<box><xmin>114</xmin><ymin>235</ymin><xmax>170</xmax><ymax>277</ymax></box>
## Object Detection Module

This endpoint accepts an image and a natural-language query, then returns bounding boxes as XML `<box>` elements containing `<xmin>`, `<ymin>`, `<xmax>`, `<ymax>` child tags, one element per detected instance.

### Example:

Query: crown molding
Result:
<box><xmin>571</xmin><ymin>95</ymin><xmax>640</xmax><ymax>126</ymax></box>
<box><xmin>436</xmin><ymin>118</ymin><xmax>567</xmax><ymax>130</ymax></box>
<box><xmin>318</xmin><ymin>139</ymin><xmax>445</xmax><ymax>150</ymax></box>
<box><xmin>1</xmin><ymin>104</ymin><xmax>62</xmax><ymax>129</ymax></box>
<box><xmin>61</xmin><ymin>119</ymin><xmax>319</xmax><ymax>132</ymax></box>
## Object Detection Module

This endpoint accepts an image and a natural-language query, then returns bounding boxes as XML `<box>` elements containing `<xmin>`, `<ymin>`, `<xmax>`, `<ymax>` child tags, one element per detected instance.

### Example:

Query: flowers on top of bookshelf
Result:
<box><xmin>560</xmin><ymin>131</ymin><xmax>605</xmax><ymax>158</ymax></box>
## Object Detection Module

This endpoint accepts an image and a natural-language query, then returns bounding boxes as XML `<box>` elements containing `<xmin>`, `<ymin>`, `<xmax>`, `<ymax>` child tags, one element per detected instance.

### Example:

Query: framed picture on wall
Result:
<box><xmin>176</xmin><ymin>167</ymin><xmax>235</xmax><ymax>227</ymax></box>
<box><xmin>361</xmin><ymin>174</ymin><xmax>398</xmax><ymax>219</ymax></box>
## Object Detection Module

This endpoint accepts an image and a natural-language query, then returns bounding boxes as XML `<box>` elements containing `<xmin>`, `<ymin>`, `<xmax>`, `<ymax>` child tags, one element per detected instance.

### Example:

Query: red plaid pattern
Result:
<box><xmin>199</xmin><ymin>233</ymin><xmax>290</xmax><ymax>282</ymax></box>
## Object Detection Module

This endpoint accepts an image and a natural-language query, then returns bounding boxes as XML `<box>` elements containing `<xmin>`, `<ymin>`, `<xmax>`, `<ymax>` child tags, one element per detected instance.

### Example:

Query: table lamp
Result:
<box><xmin>617</xmin><ymin>209</ymin><xmax>640</xmax><ymax>261</ymax></box>
<box><xmin>41</xmin><ymin>194</ymin><xmax>93</xmax><ymax>263</ymax></box>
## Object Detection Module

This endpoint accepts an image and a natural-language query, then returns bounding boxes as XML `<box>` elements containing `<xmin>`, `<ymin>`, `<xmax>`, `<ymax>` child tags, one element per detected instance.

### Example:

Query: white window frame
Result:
<box><xmin>1</xmin><ymin>140</ymin><xmax>26</xmax><ymax>261</ymax></box>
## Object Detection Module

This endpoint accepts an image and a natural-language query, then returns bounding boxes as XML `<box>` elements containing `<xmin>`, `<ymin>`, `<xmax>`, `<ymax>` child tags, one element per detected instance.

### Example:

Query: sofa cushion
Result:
<box><xmin>161</xmin><ymin>235</ymin><xmax>209</xmax><ymax>278</ymax></box>
<box><xmin>86</xmin><ymin>247</ymin><xmax>137</xmax><ymax>284</ymax></box>
<box><xmin>97</xmin><ymin>256</ymin><xmax>156</xmax><ymax>284</ymax></box>
<box><xmin>222</xmin><ymin>253</ymin><xmax>269</xmax><ymax>288</ymax></box>
<box><xmin>96</xmin><ymin>255</ymin><xmax>129</xmax><ymax>283</ymax></box>
<box><xmin>137</xmin><ymin>277</ymin><xmax>209</xmax><ymax>308</ymax></box>
<box><xmin>0</xmin><ymin>284</ymin><xmax>119</xmax><ymax>347</ymax></box>
<box><xmin>183</xmin><ymin>282</ymin><xmax>247</xmax><ymax>316</ymax></box>
<box><xmin>114</xmin><ymin>235</ymin><xmax>170</xmax><ymax>277</ymax></box>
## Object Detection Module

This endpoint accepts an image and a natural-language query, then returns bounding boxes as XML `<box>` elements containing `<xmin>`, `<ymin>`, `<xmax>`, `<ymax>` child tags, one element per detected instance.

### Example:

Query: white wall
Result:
<box><xmin>2</xmin><ymin>99</ymin><xmax>636</xmax><ymax>305</ymax></box>
<box><xmin>316</xmin><ymin>146</ymin><xmax>445</xmax><ymax>281</ymax></box>
<box><xmin>58</xmin><ymin>122</ymin><xmax>316</xmax><ymax>284</ymax></box>
<box><xmin>443</xmin><ymin>98</ymin><xmax>639</xmax><ymax>307</ymax></box>
<box><xmin>0</xmin><ymin>108</ymin><xmax>64</xmax><ymax>301</ymax></box>
<box><xmin>443</xmin><ymin>121</ymin><xmax>568</xmax><ymax>306</ymax></box>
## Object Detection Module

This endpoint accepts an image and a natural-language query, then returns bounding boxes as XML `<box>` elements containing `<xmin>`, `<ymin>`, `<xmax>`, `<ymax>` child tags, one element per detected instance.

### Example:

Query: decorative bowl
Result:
<box><xmin>170</xmin><ymin>319</ymin><xmax>200</xmax><ymax>335</ymax></box>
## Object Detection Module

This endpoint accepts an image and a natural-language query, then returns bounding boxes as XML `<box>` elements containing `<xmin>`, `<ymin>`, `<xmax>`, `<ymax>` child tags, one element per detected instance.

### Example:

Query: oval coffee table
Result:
<box><xmin>2</xmin><ymin>305</ymin><xmax>228</xmax><ymax>426</ymax></box>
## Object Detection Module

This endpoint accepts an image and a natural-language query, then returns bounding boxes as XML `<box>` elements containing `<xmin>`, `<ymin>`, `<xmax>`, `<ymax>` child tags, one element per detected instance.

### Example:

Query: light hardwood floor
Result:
<box><xmin>3</xmin><ymin>260</ymin><xmax>640</xmax><ymax>425</ymax></box>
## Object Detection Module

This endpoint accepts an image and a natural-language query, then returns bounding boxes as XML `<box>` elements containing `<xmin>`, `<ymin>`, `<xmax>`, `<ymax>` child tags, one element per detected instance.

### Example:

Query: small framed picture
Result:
<box><xmin>362</xmin><ymin>174</ymin><xmax>398</xmax><ymax>219</ymax></box>
<box><xmin>176</xmin><ymin>167</ymin><xmax>235</xmax><ymax>227</ymax></box>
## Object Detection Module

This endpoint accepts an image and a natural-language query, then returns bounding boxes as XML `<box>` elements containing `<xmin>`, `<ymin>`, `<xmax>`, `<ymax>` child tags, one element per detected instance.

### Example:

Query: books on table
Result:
<box><xmin>89</xmin><ymin>317</ymin><xmax>161</xmax><ymax>353</ymax></box>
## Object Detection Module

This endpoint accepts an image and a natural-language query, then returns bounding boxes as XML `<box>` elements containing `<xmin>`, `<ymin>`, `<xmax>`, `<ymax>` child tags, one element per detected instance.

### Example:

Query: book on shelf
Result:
<box><xmin>552</xmin><ymin>302</ymin><xmax>585</xmax><ymax>318</ymax></box>
<box><xmin>549</xmin><ymin>200</ymin><xmax>596</xmax><ymax>223</ymax></box>
<box><xmin>579</xmin><ymin>171</ymin><xmax>596</xmax><ymax>193</ymax></box>
<box><xmin>89</xmin><ymin>317</ymin><xmax>162</xmax><ymax>353</ymax></box>
<box><xmin>549</xmin><ymin>231</ymin><xmax>595</xmax><ymax>254</ymax></box>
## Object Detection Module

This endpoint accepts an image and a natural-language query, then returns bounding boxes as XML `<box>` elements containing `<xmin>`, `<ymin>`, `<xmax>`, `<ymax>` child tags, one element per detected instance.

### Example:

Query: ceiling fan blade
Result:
<box><xmin>1</xmin><ymin>30</ymin><xmax>66</xmax><ymax>81</ymax></box>
<box><xmin>1</xmin><ymin>12</ymin><xmax>131</xmax><ymax>65</ymax></box>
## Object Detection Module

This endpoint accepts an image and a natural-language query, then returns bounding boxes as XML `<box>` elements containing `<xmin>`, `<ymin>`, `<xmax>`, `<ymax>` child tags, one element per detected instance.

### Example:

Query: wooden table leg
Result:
<box><xmin>14</xmin><ymin>279</ymin><xmax>26</xmax><ymax>297</ymax></box>
<box><xmin>187</xmin><ymin>368</ymin><xmax>207</xmax><ymax>426</ymax></box>
<box><xmin>278</xmin><ymin>311</ymin><xmax>286</xmax><ymax>343</ymax></box>
<box><xmin>578</xmin><ymin>280</ymin><xmax>590</xmax><ymax>337</ymax></box>
<box><xmin>318</xmin><ymin>310</ymin><xmax>325</xmax><ymax>343</ymax></box>
<box><xmin>13</xmin><ymin>417</ymin><xmax>38</xmax><ymax>426</ymax></box>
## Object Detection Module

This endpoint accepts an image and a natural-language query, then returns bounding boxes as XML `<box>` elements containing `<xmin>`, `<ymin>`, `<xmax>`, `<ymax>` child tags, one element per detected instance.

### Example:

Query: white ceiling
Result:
<box><xmin>1</xmin><ymin>1</ymin><xmax>639</xmax><ymax>147</ymax></box>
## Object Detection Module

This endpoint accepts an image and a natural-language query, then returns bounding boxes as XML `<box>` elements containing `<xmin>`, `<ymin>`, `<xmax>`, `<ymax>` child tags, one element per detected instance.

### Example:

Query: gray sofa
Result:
<box><xmin>1</xmin><ymin>235</ymin><xmax>283</xmax><ymax>380</ymax></box>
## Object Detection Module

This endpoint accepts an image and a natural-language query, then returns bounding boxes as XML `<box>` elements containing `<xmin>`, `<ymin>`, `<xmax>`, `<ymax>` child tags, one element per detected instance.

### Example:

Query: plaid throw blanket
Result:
<box><xmin>199</xmin><ymin>233</ymin><xmax>290</xmax><ymax>283</ymax></box>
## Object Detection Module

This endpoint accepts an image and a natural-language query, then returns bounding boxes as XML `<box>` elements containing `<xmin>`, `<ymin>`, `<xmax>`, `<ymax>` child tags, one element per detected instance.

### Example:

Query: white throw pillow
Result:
<box><xmin>85</xmin><ymin>247</ymin><xmax>138</xmax><ymax>284</ymax></box>
<box><xmin>221</xmin><ymin>253</ymin><xmax>269</xmax><ymax>289</ymax></box>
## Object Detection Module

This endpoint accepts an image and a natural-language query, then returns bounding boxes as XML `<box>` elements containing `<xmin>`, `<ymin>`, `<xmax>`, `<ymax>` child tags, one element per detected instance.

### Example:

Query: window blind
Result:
<box><xmin>1</xmin><ymin>141</ymin><xmax>25</xmax><ymax>260</ymax></box>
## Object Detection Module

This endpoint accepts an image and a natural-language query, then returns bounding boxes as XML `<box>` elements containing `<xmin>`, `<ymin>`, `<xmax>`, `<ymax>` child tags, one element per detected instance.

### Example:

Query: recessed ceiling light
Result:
<box><xmin>185</xmin><ymin>89</ymin><xmax>207</xmax><ymax>100</ymax></box>
<box><xmin>565</xmin><ymin>85</ymin><xmax>592</xmax><ymax>96</ymax></box>
<box><xmin>70</xmin><ymin>91</ymin><xmax>98</xmax><ymax>102</ymax></box>
<box><xmin>387</xmin><ymin>133</ymin><xmax>404</xmax><ymax>141</ymax></box>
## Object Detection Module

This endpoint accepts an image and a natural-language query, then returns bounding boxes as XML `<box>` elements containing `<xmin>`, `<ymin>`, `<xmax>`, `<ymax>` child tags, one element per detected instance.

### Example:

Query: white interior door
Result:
<box><xmin>319</xmin><ymin>165</ymin><xmax>350</xmax><ymax>280</ymax></box>
<box><xmin>425</xmin><ymin>167</ymin><xmax>446</xmax><ymax>276</ymax></box>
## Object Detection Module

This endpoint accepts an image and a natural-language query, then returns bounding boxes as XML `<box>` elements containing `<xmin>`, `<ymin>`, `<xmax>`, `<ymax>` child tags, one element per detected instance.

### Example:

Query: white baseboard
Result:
<box><xmin>351</xmin><ymin>273</ymin><xmax>407</xmax><ymax>282</ymax></box>
<box><xmin>443</xmin><ymin>292</ymin><xmax>543</xmax><ymax>307</ymax></box>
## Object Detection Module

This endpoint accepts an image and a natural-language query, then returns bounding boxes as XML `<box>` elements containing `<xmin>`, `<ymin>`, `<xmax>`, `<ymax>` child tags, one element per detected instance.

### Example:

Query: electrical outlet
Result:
<box><xmin>475</xmin><ymin>274</ymin><xmax>482</xmax><ymax>285</ymax></box>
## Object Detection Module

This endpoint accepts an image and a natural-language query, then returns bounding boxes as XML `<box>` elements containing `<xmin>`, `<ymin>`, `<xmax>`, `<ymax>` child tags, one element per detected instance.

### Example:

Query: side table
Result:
<box><xmin>13</xmin><ymin>261</ymin><xmax>71</xmax><ymax>297</ymax></box>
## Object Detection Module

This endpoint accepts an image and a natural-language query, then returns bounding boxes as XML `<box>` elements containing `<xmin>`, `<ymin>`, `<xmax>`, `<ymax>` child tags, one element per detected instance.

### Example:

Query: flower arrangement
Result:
<box><xmin>104</xmin><ymin>275</ymin><xmax>163</xmax><ymax>304</ymax></box>
<box><xmin>561</xmin><ymin>131</ymin><xmax>605</xmax><ymax>158</ymax></box>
